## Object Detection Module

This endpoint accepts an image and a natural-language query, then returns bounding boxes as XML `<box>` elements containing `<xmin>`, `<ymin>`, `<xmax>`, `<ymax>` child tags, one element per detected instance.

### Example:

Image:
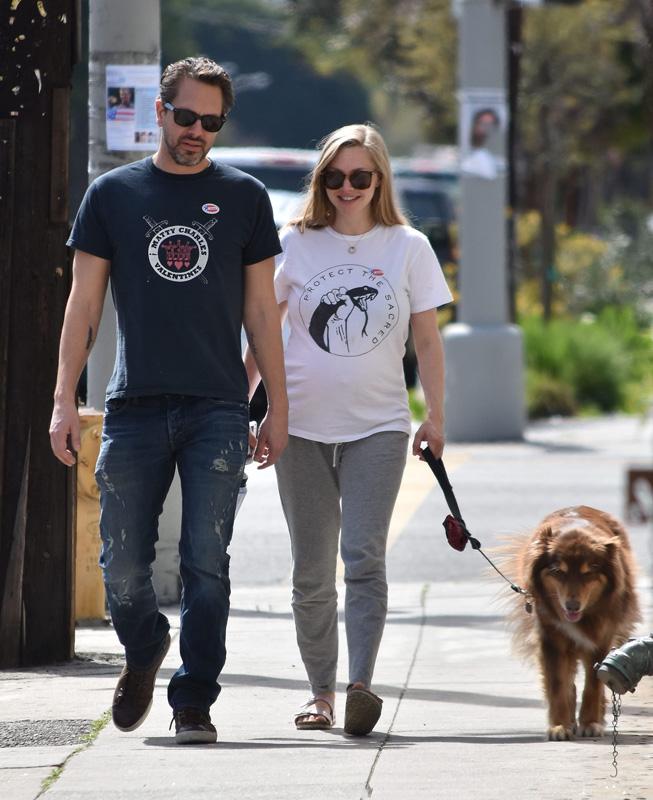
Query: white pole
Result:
<box><xmin>85</xmin><ymin>2</ymin><xmax>182</xmax><ymax>602</ymax></box>
<box><xmin>443</xmin><ymin>0</ymin><xmax>525</xmax><ymax>441</ymax></box>
<box><xmin>86</xmin><ymin>0</ymin><xmax>160</xmax><ymax>409</ymax></box>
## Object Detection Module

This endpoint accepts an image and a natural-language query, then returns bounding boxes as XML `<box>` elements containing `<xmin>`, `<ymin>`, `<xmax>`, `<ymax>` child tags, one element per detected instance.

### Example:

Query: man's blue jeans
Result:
<box><xmin>95</xmin><ymin>395</ymin><xmax>248</xmax><ymax>712</ymax></box>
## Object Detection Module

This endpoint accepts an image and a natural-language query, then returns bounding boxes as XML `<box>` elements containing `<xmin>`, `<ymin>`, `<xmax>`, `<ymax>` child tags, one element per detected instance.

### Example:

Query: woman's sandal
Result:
<box><xmin>344</xmin><ymin>686</ymin><xmax>382</xmax><ymax>736</ymax></box>
<box><xmin>294</xmin><ymin>698</ymin><xmax>335</xmax><ymax>730</ymax></box>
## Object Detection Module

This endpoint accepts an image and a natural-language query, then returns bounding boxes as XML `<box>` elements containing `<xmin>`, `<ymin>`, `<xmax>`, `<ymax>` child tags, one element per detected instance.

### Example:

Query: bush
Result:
<box><xmin>526</xmin><ymin>371</ymin><xmax>577</xmax><ymax>418</ymax></box>
<box><xmin>515</xmin><ymin>206</ymin><xmax>653</xmax><ymax>324</ymax></box>
<box><xmin>521</xmin><ymin>309</ymin><xmax>652</xmax><ymax>418</ymax></box>
<box><xmin>564</xmin><ymin>324</ymin><xmax>629</xmax><ymax>412</ymax></box>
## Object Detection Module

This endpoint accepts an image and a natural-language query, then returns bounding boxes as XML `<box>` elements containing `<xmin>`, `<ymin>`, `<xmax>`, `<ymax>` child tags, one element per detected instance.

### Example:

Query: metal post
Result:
<box><xmin>443</xmin><ymin>0</ymin><xmax>525</xmax><ymax>440</ymax></box>
<box><xmin>86</xmin><ymin>0</ymin><xmax>160</xmax><ymax>409</ymax></box>
<box><xmin>84</xmin><ymin>3</ymin><xmax>180</xmax><ymax>601</ymax></box>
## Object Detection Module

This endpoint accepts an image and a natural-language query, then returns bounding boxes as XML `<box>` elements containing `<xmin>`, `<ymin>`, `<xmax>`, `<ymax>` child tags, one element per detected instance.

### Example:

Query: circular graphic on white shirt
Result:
<box><xmin>147</xmin><ymin>225</ymin><xmax>209</xmax><ymax>282</ymax></box>
<box><xmin>299</xmin><ymin>264</ymin><xmax>399</xmax><ymax>357</ymax></box>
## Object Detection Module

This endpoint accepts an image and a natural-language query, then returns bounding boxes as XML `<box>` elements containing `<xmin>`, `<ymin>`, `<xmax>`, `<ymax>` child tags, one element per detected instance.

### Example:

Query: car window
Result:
<box><xmin>400</xmin><ymin>189</ymin><xmax>449</xmax><ymax>224</ymax></box>
<box><xmin>231</xmin><ymin>165</ymin><xmax>311</xmax><ymax>194</ymax></box>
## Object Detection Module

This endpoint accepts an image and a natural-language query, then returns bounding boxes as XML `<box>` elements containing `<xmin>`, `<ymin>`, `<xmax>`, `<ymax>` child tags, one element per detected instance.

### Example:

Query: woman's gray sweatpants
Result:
<box><xmin>275</xmin><ymin>431</ymin><xmax>409</xmax><ymax>695</ymax></box>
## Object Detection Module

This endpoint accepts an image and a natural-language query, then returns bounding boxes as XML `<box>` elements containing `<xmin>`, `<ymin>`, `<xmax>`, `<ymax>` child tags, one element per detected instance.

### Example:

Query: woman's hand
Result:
<box><xmin>412</xmin><ymin>418</ymin><xmax>444</xmax><ymax>461</ymax></box>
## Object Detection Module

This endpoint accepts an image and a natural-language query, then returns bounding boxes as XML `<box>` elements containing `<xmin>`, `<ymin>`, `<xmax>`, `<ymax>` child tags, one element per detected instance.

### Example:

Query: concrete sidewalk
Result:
<box><xmin>1</xmin><ymin>414</ymin><xmax>652</xmax><ymax>799</ymax></box>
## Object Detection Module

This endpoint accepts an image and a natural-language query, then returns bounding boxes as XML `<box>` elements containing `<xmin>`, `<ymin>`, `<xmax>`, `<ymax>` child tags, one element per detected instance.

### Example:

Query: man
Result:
<box><xmin>461</xmin><ymin>107</ymin><xmax>502</xmax><ymax>180</ymax></box>
<box><xmin>50</xmin><ymin>57</ymin><xmax>288</xmax><ymax>744</ymax></box>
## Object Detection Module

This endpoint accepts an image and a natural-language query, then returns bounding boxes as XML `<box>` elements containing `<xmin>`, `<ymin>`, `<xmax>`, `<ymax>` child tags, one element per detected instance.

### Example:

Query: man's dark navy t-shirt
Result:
<box><xmin>67</xmin><ymin>157</ymin><xmax>281</xmax><ymax>402</ymax></box>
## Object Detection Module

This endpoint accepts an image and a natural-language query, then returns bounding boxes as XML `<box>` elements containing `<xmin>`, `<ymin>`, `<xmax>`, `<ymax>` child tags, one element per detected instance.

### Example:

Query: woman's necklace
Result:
<box><xmin>328</xmin><ymin>225</ymin><xmax>377</xmax><ymax>254</ymax></box>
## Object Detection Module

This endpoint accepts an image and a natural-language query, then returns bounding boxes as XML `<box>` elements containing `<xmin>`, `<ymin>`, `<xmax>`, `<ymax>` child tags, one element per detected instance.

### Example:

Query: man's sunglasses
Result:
<box><xmin>164</xmin><ymin>102</ymin><xmax>226</xmax><ymax>133</ymax></box>
<box><xmin>322</xmin><ymin>168</ymin><xmax>378</xmax><ymax>190</ymax></box>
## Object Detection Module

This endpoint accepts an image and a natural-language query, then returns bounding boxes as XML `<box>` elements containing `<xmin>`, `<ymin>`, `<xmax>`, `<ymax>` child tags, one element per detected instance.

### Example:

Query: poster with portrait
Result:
<box><xmin>106</xmin><ymin>64</ymin><xmax>160</xmax><ymax>152</ymax></box>
<box><xmin>458</xmin><ymin>89</ymin><xmax>507</xmax><ymax>180</ymax></box>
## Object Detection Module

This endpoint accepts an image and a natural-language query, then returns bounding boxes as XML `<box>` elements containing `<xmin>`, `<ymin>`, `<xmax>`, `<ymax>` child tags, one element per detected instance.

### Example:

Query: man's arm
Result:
<box><xmin>244</xmin><ymin>300</ymin><xmax>287</xmax><ymax>399</ymax></box>
<box><xmin>49</xmin><ymin>251</ymin><xmax>110</xmax><ymax>466</ymax></box>
<box><xmin>243</xmin><ymin>257</ymin><xmax>288</xmax><ymax>468</ymax></box>
<box><xmin>410</xmin><ymin>309</ymin><xmax>445</xmax><ymax>460</ymax></box>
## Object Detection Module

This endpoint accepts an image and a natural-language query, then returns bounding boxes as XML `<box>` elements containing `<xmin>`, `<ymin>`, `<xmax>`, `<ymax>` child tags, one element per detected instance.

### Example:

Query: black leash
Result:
<box><xmin>421</xmin><ymin>445</ymin><xmax>533</xmax><ymax>610</ymax></box>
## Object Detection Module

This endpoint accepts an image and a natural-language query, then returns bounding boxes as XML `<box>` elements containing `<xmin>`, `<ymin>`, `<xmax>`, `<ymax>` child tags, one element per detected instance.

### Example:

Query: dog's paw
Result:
<box><xmin>548</xmin><ymin>724</ymin><xmax>575</xmax><ymax>741</ymax></box>
<box><xmin>578</xmin><ymin>722</ymin><xmax>604</xmax><ymax>738</ymax></box>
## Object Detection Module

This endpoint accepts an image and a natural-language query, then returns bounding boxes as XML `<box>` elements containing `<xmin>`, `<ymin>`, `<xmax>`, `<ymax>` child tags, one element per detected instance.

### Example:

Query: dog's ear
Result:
<box><xmin>530</xmin><ymin>525</ymin><xmax>553</xmax><ymax>556</ymax></box>
<box><xmin>601</xmin><ymin>536</ymin><xmax>624</xmax><ymax>594</ymax></box>
<box><xmin>603</xmin><ymin>535</ymin><xmax>621</xmax><ymax>549</ymax></box>
<box><xmin>527</xmin><ymin>525</ymin><xmax>553</xmax><ymax>588</ymax></box>
<box><xmin>600</xmin><ymin>535</ymin><xmax>622</xmax><ymax>564</ymax></box>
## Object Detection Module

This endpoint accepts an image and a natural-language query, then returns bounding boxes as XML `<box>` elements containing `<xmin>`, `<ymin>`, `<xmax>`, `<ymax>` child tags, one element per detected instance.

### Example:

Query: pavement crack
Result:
<box><xmin>35</xmin><ymin>710</ymin><xmax>110</xmax><ymax>797</ymax></box>
<box><xmin>361</xmin><ymin>582</ymin><xmax>430</xmax><ymax>799</ymax></box>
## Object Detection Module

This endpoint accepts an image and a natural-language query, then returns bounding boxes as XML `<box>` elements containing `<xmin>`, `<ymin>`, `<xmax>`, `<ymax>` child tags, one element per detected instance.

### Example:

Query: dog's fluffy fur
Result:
<box><xmin>508</xmin><ymin>506</ymin><xmax>640</xmax><ymax>740</ymax></box>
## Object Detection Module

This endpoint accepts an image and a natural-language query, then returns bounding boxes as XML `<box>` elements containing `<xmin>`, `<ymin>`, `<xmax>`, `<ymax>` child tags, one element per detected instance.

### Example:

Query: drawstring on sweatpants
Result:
<box><xmin>332</xmin><ymin>443</ymin><xmax>342</xmax><ymax>468</ymax></box>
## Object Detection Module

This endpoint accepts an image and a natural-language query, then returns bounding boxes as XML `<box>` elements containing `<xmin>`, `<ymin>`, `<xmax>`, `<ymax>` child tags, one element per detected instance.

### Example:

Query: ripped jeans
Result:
<box><xmin>95</xmin><ymin>395</ymin><xmax>248</xmax><ymax>711</ymax></box>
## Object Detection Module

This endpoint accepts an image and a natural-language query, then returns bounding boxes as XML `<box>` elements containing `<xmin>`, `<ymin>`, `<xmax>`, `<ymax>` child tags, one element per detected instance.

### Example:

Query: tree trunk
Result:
<box><xmin>540</xmin><ymin>165</ymin><xmax>557</xmax><ymax>322</ymax></box>
<box><xmin>506</xmin><ymin>4</ymin><xmax>523</xmax><ymax>323</ymax></box>
<box><xmin>538</xmin><ymin>66</ymin><xmax>557</xmax><ymax>322</ymax></box>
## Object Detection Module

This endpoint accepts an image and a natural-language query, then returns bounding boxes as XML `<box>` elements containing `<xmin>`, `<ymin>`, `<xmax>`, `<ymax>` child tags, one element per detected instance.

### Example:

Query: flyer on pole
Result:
<box><xmin>106</xmin><ymin>64</ymin><xmax>160</xmax><ymax>152</ymax></box>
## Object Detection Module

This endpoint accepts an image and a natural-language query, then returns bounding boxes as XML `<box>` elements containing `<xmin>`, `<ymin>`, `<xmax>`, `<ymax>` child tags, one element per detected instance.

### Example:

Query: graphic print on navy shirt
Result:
<box><xmin>299</xmin><ymin>264</ymin><xmax>399</xmax><ymax>357</ymax></box>
<box><xmin>144</xmin><ymin>213</ymin><xmax>220</xmax><ymax>282</ymax></box>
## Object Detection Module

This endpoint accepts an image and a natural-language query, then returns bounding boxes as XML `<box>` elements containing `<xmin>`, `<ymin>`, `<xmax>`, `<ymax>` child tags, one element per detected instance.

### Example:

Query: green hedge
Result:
<box><xmin>522</xmin><ymin>307</ymin><xmax>653</xmax><ymax>418</ymax></box>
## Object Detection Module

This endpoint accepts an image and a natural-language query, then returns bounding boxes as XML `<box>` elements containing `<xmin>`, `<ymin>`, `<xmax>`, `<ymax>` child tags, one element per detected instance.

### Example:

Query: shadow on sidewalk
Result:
<box><xmin>384</xmin><ymin>613</ymin><xmax>504</xmax><ymax>628</ymax></box>
<box><xmin>142</xmin><ymin>733</ymin><xmax>387</xmax><ymax>749</ymax></box>
<box><xmin>229</xmin><ymin>608</ymin><xmax>293</xmax><ymax>620</ymax></box>
<box><xmin>153</xmin><ymin>670</ymin><xmax>545</xmax><ymax>709</ymax></box>
<box><xmin>140</xmin><ymin>731</ymin><xmax>653</xmax><ymax>749</ymax></box>
<box><xmin>372</xmin><ymin>731</ymin><xmax>653</xmax><ymax>746</ymax></box>
<box><xmin>522</xmin><ymin>439</ymin><xmax>597</xmax><ymax>455</ymax></box>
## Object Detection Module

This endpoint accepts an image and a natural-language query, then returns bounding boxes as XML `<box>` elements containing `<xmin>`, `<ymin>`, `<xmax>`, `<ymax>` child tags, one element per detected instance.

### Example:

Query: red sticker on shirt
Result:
<box><xmin>371</xmin><ymin>268</ymin><xmax>384</xmax><ymax>276</ymax></box>
<box><xmin>202</xmin><ymin>203</ymin><xmax>220</xmax><ymax>215</ymax></box>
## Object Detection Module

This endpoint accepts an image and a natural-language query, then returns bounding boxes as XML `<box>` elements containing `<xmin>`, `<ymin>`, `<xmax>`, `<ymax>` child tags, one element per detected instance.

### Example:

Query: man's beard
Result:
<box><xmin>162</xmin><ymin>129</ymin><xmax>209</xmax><ymax>167</ymax></box>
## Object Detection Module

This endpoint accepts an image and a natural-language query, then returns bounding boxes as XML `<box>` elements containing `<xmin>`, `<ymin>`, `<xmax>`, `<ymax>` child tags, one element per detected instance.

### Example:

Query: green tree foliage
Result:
<box><xmin>161</xmin><ymin>0</ymin><xmax>371</xmax><ymax>148</ymax></box>
<box><xmin>520</xmin><ymin>2</ymin><xmax>645</xmax><ymax>172</ymax></box>
<box><xmin>518</xmin><ymin>0</ymin><xmax>650</xmax><ymax>316</ymax></box>
<box><xmin>286</xmin><ymin>0</ymin><xmax>457</xmax><ymax>142</ymax></box>
<box><xmin>287</xmin><ymin>0</ymin><xmax>650</xmax><ymax>154</ymax></box>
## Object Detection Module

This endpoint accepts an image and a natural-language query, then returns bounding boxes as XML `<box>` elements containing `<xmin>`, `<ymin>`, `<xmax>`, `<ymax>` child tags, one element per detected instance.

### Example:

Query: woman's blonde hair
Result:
<box><xmin>291</xmin><ymin>123</ymin><xmax>408</xmax><ymax>232</ymax></box>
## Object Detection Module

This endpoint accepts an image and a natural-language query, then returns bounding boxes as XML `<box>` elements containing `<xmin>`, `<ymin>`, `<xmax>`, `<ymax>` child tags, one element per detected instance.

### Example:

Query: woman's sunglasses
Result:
<box><xmin>322</xmin><ymin>168</ymin><xmax>378</xmax><ymax>190</ymax></box>
<box><xmin>164</xmin><ymin>102</ymin><xmax>226</xmax><ymax>133</ymax></box>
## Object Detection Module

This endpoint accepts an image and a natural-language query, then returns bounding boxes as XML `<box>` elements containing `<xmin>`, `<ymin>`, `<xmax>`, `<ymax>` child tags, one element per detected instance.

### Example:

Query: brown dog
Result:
<box><xmin>509</xmin><ymin>506</ymin><xmax>640</xmax><ymax>740</ymax></box>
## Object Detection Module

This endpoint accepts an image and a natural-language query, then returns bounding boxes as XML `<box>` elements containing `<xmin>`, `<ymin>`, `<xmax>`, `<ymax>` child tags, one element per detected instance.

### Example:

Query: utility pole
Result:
<box><xmin>443</xmin><ymin>0</ymin><xmax>525</xmax><ymax>441</ymax></box>
<box><xmin>84</xmin><ymin>2</ymin><xmax>181</xmax><ymax>602</ymax></box>
<box><xmin>506</xmin><ymin>3</ymin><xmax>523</xmax><ymax>324</ymax></box>
<box><xmin>0</xmin><ymin>0</ymin><xmax>79</xmax><ymax>666</ymax></box>
<box><xmin>86</xmin><ymin>0</ymin><xmax>160</xmax><ymax>409</ymax></box>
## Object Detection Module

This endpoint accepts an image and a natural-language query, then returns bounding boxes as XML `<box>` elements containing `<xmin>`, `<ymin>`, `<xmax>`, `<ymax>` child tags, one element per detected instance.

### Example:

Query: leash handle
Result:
<box><xmin>421</xmin><ymin>445</ymin><xmax>534</xmax><ymax>609</ymax></box>
<box><xmin>420</xmin><ymin>446</ymin><xmax>464</xmax><ymax>523</ymax></box>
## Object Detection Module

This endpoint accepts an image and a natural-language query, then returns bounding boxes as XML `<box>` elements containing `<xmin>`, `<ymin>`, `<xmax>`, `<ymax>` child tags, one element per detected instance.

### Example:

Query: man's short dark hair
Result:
<box><xmin>473</xmin><ymin>108</ymin><xmax>500</xmax><ymax>126</ymax></box>
<box><xmin>160</xmin><ymin>57</ymin><xmax>235</xmax><ymax>115</ymax></box>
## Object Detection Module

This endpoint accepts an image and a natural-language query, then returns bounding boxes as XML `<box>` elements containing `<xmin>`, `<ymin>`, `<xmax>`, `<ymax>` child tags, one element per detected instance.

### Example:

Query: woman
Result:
<box><xmin>247</xmin><ymin>123</ymin><xmax>452</xmax><ymax>735</ymax></box>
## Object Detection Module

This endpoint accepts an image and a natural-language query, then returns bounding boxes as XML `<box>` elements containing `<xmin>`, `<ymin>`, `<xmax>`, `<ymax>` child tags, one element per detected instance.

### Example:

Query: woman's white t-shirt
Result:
<box><xmin>274</xmin><ymin>224</ymin><xmax>452</xmax><ymax>443</ymax></box>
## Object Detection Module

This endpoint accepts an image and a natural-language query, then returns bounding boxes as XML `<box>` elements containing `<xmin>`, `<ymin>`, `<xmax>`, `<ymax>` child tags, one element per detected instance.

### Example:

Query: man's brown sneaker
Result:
<box><xmin>112</xmin><ymin>633</ymin><xmax>171</xmax><ymax>732</ymax></box>
<box><xmin>172</xmin><ymin>707</ymin><xmax>217</xmax><ymax>744</ymax></box>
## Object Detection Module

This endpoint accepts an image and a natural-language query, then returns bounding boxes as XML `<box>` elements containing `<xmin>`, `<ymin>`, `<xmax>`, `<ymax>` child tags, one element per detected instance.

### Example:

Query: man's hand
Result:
<box><xmin>412</xmin><ymin>418</ymin><xmax>444</xmax><ymax>461</ymax></box>
<box><xmin>252</xmin><ymin>408</ymin><xmax>288</xmax><ymax>469</ymax></box>
<box><xmin>49</xmin><ymin>400</ymin><xmax>80</xmax><ymax>467</ymax></box>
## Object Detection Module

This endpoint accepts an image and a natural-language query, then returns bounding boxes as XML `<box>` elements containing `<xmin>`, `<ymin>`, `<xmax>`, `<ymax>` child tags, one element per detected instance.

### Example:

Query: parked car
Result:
<box><xmin>393</xmin><ymin>150</ymin><xmax>459</xmax><ymax>388</ymax></box>
<box><xmin>395</xmin><ymin>177</ymin><xmax>455</xmax><ymax>265</ymax></box>
<box><xmin>210</xmin><ymin>146</ymin><xmax>316</xmax><ymax>228</ymax></box>
<box><xmin>392</xmin><ymin>147</ymin><xmax>460</xmax><ymax>205</ymax></box>
<box><xmin>211</xmin><ymin>146</ymin><xmax>459</xmax><ymax>248</ymax></box>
